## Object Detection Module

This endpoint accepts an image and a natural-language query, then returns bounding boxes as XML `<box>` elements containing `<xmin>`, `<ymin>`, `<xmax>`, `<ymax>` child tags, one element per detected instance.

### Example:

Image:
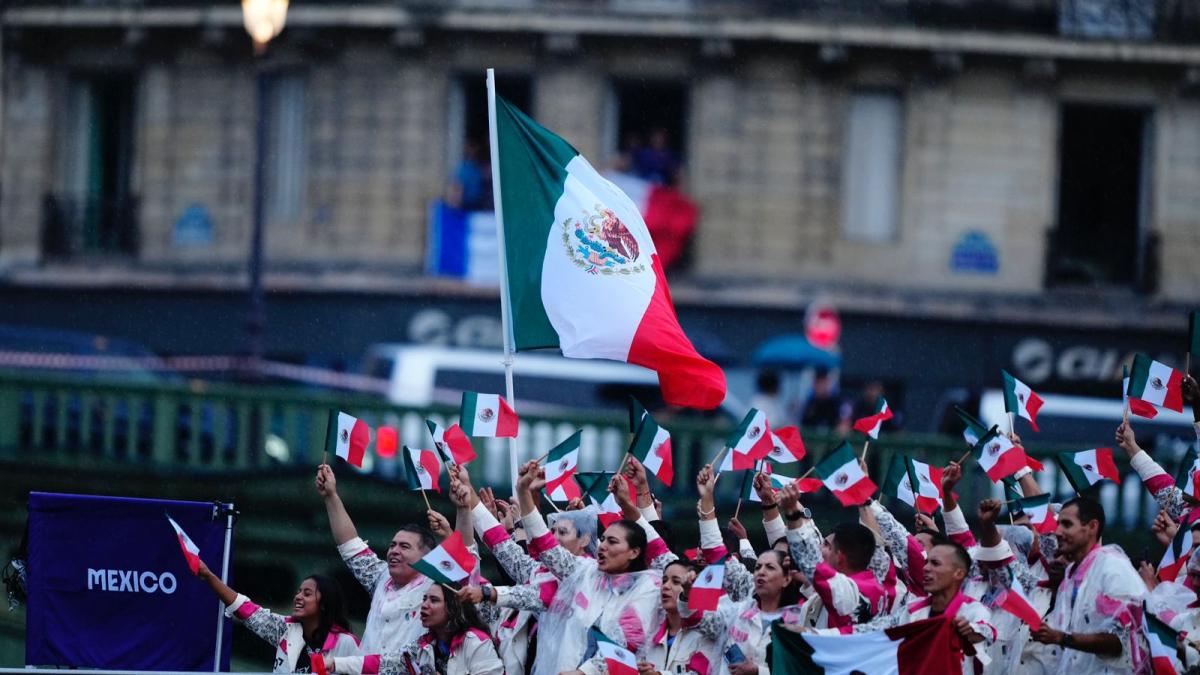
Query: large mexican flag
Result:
<box><xmin>491</xmin><ymin>91</ymin><xmax>726</xmax><ymax>410</ymax></box>
<box><xmin>771</xmin><ymin>616</ymin><xmax>963</xmax><ymax>675</ymax></box>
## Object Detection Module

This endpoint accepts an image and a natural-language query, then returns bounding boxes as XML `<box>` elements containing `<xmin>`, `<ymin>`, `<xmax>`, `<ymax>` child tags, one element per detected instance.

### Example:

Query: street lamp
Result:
<box><xmin>242</xmin><ymin>0</ymin><xmax>289</xmax><ymax>55</ymax></box>
<box><xmin>241</xmin><ymin>0</ymin><xmax>287</xmax><ymax>374</ymax></box>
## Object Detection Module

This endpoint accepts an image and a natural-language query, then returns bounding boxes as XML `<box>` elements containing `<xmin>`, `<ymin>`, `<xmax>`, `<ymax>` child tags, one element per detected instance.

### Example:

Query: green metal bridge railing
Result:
<box><xmin>0</xmin><ymin>368</ymin><xmax>1165</xmax><ymax>531</ymax></box>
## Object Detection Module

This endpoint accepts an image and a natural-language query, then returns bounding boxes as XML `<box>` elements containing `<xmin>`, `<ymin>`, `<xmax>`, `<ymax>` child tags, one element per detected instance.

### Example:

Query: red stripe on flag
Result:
<box><xmin>832</xmin><ymin>477</ymin><xmax>878</xmax><ymax>507</ymax></box>
<box><xmin>496</xmin><ymin>397</ymin><xmax>519</xmax><ymax>438</ymax></box>
<box><xmin>626</xmin><ymin>256</ymin><xmax>727</xmax><ymax>410</ymax></box>
<box><xmin>1129</xmin><ymin>396</ymin><xmax>1159</xmax><ymax>418</ymax></box>
<box><xmin>444</xmin><ymin>424</ymin><xmax>477</xmax><ymax>465</ymax></box>
<box><xmin>1165</xmin><ymin>369</ymin><xmax>1185</xmax><ymax>413</ymax></box>
<box><xmin>347</xmin><ymin>419</ymin><xmax>370</xmax><ymax>467</ymax></box>
<box><xmin>419</xmin><ymin>451</ymin><xmax>442</xmax><ymax>492</ymax></box>
<box><xmin>1024</xmin><ymin>390</ymin><xmax>1044</xmax><ymax>431</ymax></box>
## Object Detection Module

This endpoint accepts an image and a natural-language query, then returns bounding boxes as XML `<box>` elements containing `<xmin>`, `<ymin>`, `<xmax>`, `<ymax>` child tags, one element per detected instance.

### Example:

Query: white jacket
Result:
<box><xmin>225</xmin><ymin>593</ymin><xmax>361</xmax><ymax>673</ymax></box>
<box><xmin>339</xmin><ymin>537</ymin><xmax>434</xmax><ymax>654</ymax></box>
<box><xmin>333</xmin><ymin>628</ymin><xmax>503</xmax><ymax>675</ymax></box>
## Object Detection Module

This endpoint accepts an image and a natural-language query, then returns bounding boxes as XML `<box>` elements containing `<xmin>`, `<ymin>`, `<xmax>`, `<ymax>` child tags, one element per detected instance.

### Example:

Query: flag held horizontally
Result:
<box><xmin>165</xmin><ymin>514</ymin><xmax>202</xmax><ymax>575</ymax></box>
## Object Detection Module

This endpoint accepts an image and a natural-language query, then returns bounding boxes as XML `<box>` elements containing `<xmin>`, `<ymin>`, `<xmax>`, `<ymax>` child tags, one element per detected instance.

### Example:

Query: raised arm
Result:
<box><xmin>317</xmin><ymin>464</ymin><xmax>359</xmax><ymax>545</ymax></box>
<box><xmin>940</xmin><ymin>462</ymin><xmax>978</xmax><ymax>549</ymax></box>
<box><xmin>194</xmin><ymin>560</ymin><xmax>287</xmax><ymax>648</ymax></box>
<box><xmin>1118</xmin><ymin>421</ymin><xmax>1189</xmax><ymax>521</ymax></box>
<box><xmin>779</xmin><ymin>482</ymin><xmax>820</xmax><ymax>579</ymax></box>
<box><xmin>696</xmin><ymin>464</ymin><xmax>753</xmax><ymax>600</ymax></box>
<box><xmin>515</xmin><ymin>460</ymin><xmax>581</xmax><ymax>581</ymax></box>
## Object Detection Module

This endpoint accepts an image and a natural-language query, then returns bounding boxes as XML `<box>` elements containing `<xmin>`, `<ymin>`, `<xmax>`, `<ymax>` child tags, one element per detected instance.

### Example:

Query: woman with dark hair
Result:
<box><xmin>638</xmin><ymin>559</ymin><xmax>724</xmax><ymax>675</ymax></box>
<box><xmin>325</xmin><ymin>582</ymin><xmax>502</xmax><ymax>675</ymax></box>
<box><xmin>193</xmin><ymin>561</ymin><xmax>359</xmax><ymax>673</ymax></box>
<box><xmin>690</xmin><ymin>465</ymin><xmax>805</xmax><ymax>675</ymax></box>
<box><xmin>461</xmin><ymin>459</ymin><xmax>674</xmax><ymax>675</ymax></box>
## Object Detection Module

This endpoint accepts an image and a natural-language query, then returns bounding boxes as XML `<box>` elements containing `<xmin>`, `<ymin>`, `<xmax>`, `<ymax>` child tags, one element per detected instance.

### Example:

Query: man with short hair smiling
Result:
<box><xmin>316</xmin><ymin>464</ymin><xmax>435</xmax><ymax>653</ymax></box>
<box><xmin>1030</xmin><ymin>495</ymin><xmax>1147</xmax><ymax>674</ymax></box>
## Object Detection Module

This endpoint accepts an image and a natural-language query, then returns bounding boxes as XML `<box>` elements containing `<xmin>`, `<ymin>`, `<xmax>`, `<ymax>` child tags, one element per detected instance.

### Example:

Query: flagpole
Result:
<box><xmin>860</xmin><ymin>439</ymin><xmax>870</xmax><ymax>463</ymax></box>
<box><xmin>1007</xmin><ymin>412</ymin><xmax>1015</xmax><ymax>436</ymax></box>
<box><xmin>420</xmin><ymin>488</ymin><xmax>432</xmax><ymax>511</ymax></box>
<box><xmin>487</xmin><ymin>68</ymin><xmax>520</xmax><ymax>497</ymax></box>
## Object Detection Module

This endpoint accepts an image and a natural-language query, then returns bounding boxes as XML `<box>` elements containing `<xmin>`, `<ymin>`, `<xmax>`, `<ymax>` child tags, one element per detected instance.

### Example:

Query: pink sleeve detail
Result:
<box><xmin>618</xmin><ymin>604</ymin><xmax>646</xmax><ymax>652</ymax></box>
<box><xmin>538</xmin><ymin>578</ymin><xmax>559</xmax><ymax>606</ymax></box>
<box><xmin>362</xmin><ymin>655</ymin><xmax>381</xmax><ymax>675</ymax></box>
<box><xmin>233</xmin><ymin>600</ymin><xmax>261</xmax><ymax>621</ymax></box>
<box><xmin>1145</xmin><ymin>474</ymin><xmax>1175</xmax><ymax>494</ymax></box>
<box><xmin>702</xmin><ymin>545</ymin><xmax>728</xmax><ymax>564</ymax></box>
<box><xmin>645</xmin><ymin>537</ymin><xmax>669</xmax><ymax>561</ymax></box>
<box><xmin>1095</xmin><ymin>594</ymin><xmax>1137</xmax><ymax>627</ymax></box>
<box><xmin>481</xmin><ymin>525</ymin><xmax>510</xmax><ymax>549</ymax></box>
<box><xmin>686</xmin><ymin>652</ymin><xmax>710</xmax><ymax>675</ymax></box>
<box><xmin>811</xmin><ymin>563</ymin><xmax>842</xmax><ymax>622</ymax></box>
<box><xmin>353</xmin><ymin>549</ymin><xmax>373</xmax><ymax>558</ymax></box>
<box><xmin>949</xmin><ymin>530</ymin><xmax>977</xmax><ymax>549</ymax></box>
<box><xmin>528</xmin><ymin>532</ymin><xmax>557</xmax><ymax>558</ymax></box>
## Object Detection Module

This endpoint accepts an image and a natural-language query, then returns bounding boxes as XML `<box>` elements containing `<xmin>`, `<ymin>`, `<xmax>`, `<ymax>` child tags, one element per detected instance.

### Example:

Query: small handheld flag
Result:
<box><xmin>767</xmin><ymin>426</ymin><xmax>806</xmax><ymax>464</ymax></box>
<box><xmin>852</xmin><ymin>397</ymin><xmax>893</xmax><ymax>439</ymax></box>
<box><xmin>1175</xmin><ymin>449</ymin><xmax>1200</xmax><ymax>500</ymax></box>
<box><xmin>403</xmin><ymin>446</ymin><xmax>442</xmax><ymax>493</ymax></box>
<box><xmin>165</xmin><ymin>514</ymin><xmax>202</xmax><ymax>575</ymax></box>
<box><xmin>1055</xmin><ymin>448</ymin><xmax>1120</xmax><ymax>493</ymax></box>
<box><xmin>988</xmin><ymin>584</ymin><xmax>1042</xmax><ymax>631</ymax></box>
<box><xmin>459</xmin><ymin>392</ymin><xmax>519</xmax><ymax>438</ymax></box>
<box><xmin>881</xmin><ymin>454</ymin><xmax>943</xmax><ymax>514</ymax></box>
<box><xmin>325</xmin><ymin>410</ymin><xmax>370</xmax><ymax>468</ymax></box>
<box><xmin>426</xmin><ymin>420</ymin><xmax>476</xmax><ymax>466</ymax></box>
<box><xmin>1144</xmin><ymin>607</ymin><xmax>1184</xmax><ymax>675</ymax></box>
<box><xmin>411</xmin><ymin>531</ymin><xmax>476</xmax><ymax>584</ymax></box>
<box><xmin>1123</xmin><ymin>364</ymin><xmax>1159</xmax><ymax>419</ymax></box>
<box><xmin>687</xmin><ymin>558</ymin><xmax>726</xmax><ymax>612</ymax></box>
<box><xmin>971</xmin><ymin>427</ymin><xmax>1029</xmax><ymax>483</ymax></box>
<box><xmin>1127</xmin><ymin>353</ymin><xmax>1185</xmax><ymax>414</ymax></box>
<box><xmin>1001</xmin><ymin>370</ymin><xmax>1043</xmax><ymax>432</ymax></box>
<box><xmin>721</xmin><ymin>409</ymin><xmax>774</xmax><ymax>472</ymax></box>
<box><xmin>579</xmin><ymin>471</ymin><xmax>623</xmax><ymax>528</ymax></box>
<box><xmin>814</xmin><ymin>441</ymin><xmax>877</xmax><ymax>507</ymax></box>
<box><xmin>589</xmin><ymin>629</ymin><xmax>638</xmax><ymax>675</ymax></box>
<box><xmin>543</xmin><ymin>430</ymin><xmax>582</xmax><ymax>497</ymax></box>
<box><xmin>955</xmin><ymin>406</ymin><xmax>989</xmax><ymax>446</ymax></box>
<box><xmin>1159</xmin><ymin>524</ymin><xmax>1195</xmax><ymax>582</ymax></box>
<box><xmin>1012</xmin><ymin>494</ymin><xmax>1056</xmax><ymax>534</ymax></box>
<box><xmin>630</xmin><ymin>412</ymin><xmax>673</xmax><ymax>486</ymax></box>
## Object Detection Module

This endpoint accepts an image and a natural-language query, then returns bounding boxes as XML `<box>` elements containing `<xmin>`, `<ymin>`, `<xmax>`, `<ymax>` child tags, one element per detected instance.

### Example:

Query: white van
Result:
<box><xmin>362</xmin><ymin>344</ymin><xmax>666</xmax><ymax>416</ymax></box>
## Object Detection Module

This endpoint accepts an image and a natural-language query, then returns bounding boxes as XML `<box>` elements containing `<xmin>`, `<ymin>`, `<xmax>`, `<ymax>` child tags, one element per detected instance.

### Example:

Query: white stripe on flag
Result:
<box><xmin>471</xmin><ymin>394</ymin><xmax>501</xmax><ymax>436</ymax></box>
<box><xmin>640</xmin><ymin>427</ymin><xmax>670</xmax><ymax>476</ymax></box>
<box><xmin>1144</xmin><ymin>360</ymin><xmax>1173</xmax><ymax>406</ymax></box>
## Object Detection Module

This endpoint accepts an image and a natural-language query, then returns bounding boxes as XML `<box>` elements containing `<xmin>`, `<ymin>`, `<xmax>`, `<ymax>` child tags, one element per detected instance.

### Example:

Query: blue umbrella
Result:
<box><xmin>751</xmin><ymin>334</ymin><xmax>841</xmax><ymax>370</ymax></box>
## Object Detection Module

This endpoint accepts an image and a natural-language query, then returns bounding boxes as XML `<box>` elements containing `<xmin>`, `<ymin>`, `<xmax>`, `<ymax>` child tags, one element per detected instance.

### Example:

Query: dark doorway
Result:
<box><xmin>1050</xmin><ymin>103</ymin><xmax>1150</xmax><ymax>287</ymax></box>
<box><xmin>613</xmin><ymin>78</ymin><xmax>688</xmax><ymax>186</ymax></box>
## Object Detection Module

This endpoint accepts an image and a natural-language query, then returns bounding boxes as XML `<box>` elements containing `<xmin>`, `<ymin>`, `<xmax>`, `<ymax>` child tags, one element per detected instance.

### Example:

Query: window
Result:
<box><xmin>1050</xmin><ymin>103</ymin><xmax>1152</xmax><ymax>288</ymax></box>
<box><xmin>841</xmin><ymin>91</ymin><xmax>904</xmax><ymax>244</ymax></box>
<box><xmin>608</xmin><ymin>78</ymin><xmax>688</xmax><ymax>186</ymax></box>
<box><xmin>444</xmin><ymin>73</ymin><xmax>531</xmax><ymax>212</ymax></box>
<box><xmin>265</xmin><ymin>71</ymin><xmax>307</xmax><ymax>224</ymax></box>
<box><xmin>48</xmin><ymin>73</ymin><xmax>137</xmax><ymax>257</ymax></box>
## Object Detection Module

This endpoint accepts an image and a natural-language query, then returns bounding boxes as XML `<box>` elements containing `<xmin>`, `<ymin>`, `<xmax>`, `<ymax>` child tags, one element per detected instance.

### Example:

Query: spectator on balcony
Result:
<box><xmin>631</xmin><ymin>127</ymin><xmax>681</xmax><ymax>186</ymax></box>
<box><xmin>446</xmin><ymin>138</ymin><xmax>493</xmax><ymax>212</ymax></box>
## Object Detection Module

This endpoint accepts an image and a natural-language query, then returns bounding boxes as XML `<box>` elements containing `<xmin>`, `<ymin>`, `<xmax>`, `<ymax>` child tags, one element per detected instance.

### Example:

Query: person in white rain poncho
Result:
<box><xmin>1030</xmin><ymin>496</ymin><xmax>1148</xmax><ymax>674</ymax></box>
<box><xmin>455</xmin><ymin>477</ymin><xmax>598</xmax><ymax>675</ymax></box>
<box><xmin>638</xmin><ymin>558</ymin><xmax>725</xmax><ymax>675</ymax></box>
<box><xmin>507</xmin><ymin>460</ymin><xmax>676</xmax><ymax>675</ymax></box>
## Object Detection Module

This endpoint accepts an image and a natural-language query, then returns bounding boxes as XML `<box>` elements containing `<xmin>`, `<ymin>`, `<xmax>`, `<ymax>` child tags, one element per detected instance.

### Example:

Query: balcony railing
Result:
<box><xmin>40</xmin><ymin>192</ymin><xmax>139</xmax><ymax>260</ymax></box>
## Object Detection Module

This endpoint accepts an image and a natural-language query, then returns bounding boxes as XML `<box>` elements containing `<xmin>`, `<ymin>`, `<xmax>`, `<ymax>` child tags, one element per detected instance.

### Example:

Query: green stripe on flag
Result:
<box><xmin>495</xmin><ymin>95</ymin><xmax>579</xmax><ymax>351</ymax></box>
<box><xmin>547</xmin><ymin>430</ymin><xmax>582</xmax><ymax>462</ymax></box>
<box><xmin>1128</xmin><ymin>353</ymin><xmax>1153</xmax><ymax>397</ymax></box>
<box><xmin>1001</xmin><ymin>370</ymin><xmax>1019</xmax><ymax>414</ymax></box>
<box><xmin>459</xmin><ymin>392</ymin><xmax>479</xmax><ymax>435</ymax></box>
<box><xmin>881</xmin><ymin>453</ymin><xmax>909</xmax><ymax>502</ymax></box>
<box><xmin>814</xmin><ymin>441</ymin><xmax>857</xmax><ymax>481</ymax></box>
<box><xmin>1190</xmin><ymin>311</ymin><xmax>1200</xmax><ymax>357</ymax></box>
